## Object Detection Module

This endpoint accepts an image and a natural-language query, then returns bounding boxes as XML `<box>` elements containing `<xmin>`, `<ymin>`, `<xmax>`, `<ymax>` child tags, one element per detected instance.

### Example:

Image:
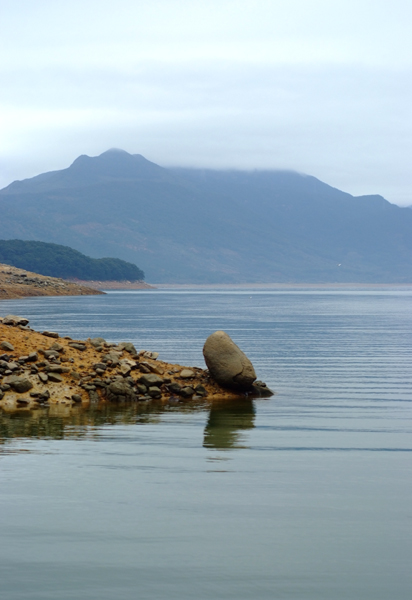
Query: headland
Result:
<box><xmin>0</xmin><ymin>316</ymin><xmax>272</xmax><ymax>413</ymax></box>
<box><xmin>0</xmin><ymin>264</ymin><xmax>103</xmax><ymax>300</ymax></box>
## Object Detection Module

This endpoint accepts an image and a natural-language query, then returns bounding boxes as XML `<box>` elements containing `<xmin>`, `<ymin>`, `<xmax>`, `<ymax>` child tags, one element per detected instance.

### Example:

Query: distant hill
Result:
<box><xmin>0</xmin><ymin>148</ymin><xmax>411</xmax><ymax>283</ymax></box>
<box><xmin>0</xmin><ymin>240</ymin><xmax>145</xmax><ymax>281</ymax></box>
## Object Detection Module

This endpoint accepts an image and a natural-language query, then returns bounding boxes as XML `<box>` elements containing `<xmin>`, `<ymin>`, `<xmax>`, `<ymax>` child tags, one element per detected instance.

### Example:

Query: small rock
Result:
<box><xmin>3</xmin><ymin>375</ymin><xmax>33</xmax><ymax>393</ymax></box>
<box><xmin>49</xmin><ymin>342</ymin><xmax>64</xmax><ymax>353</ymax></box>
<box><xmin>47</xmin><ymin>365</ymin><xmax>63</xmax><ymax>373</ymax></box>
<box><xmin>0</xmin><ymin>341</ymin><xmax>14</xmax><ymax>351</ymax></box>
<box><xmin>148</xmin><ymin>386</ymin><xmax>162</xmax><ymax>398</ymax></box>
<box><xmin>139</xmin><ymin>373</ymin><xmax>164</xmax><ymax>387</ymax></box>
<box><xmin>180</xmin><ymin>369</ymin><xmax>195</xmax><ymax>379</ymax></box>
<box><xmin>103</xmin><ymin>351</ymin><xmax>122</xmax><ymax>362</ymax></box>
<box><xmin>7</xmin><ymin>362</ymin><xmax>20</xmax><ymax>371</ymax></box>
<box><xmin>179</xmin><ymin>386</ymin><xmax>195</xmax><ymax>398</ymax></box>
<box><xmin>90</xmin><ymin>337</ymin><xmax>106</xmax><ymax>347</ymax></box>
<box><xmin>44</xmin><ymin>350</ymin><xmax>59</xmax><ymax>359</ymax></box>
<box><xmin>3</xmin><ymin>315</ymin><xmax>29</xmax><ymax>326</ymax></box>
<box><xmin>195</xmin><ymin>384</ymin><xmax>208</xmax><ymax>397</ymax></box>
<box><xmin>168</xmin><ymin>382</ymin><xmax>182</xmax><ymax>394</ymax></box>
<box><xmin>109</xmin><ymin>380</ymin><xmax>132</xmax><ymax>396</ymax></box>
<box><xmin>251</xmin><ymin>381</ymin><xmax>274</xmax><ymax>397</ymax></box>
<box><xmin>42</xmin><ymin>331</ymin><xmax>60</xmax><ymax>339</ymax></box>
<box><xmin>48</xmin><ymin>372</ymin><xmax>63</xmax><ymax>383</ymax></box>
<box><xmin>117</xmin><ymin>342</ymin><xmax>137</xmax><ymax>354</ymax></box>
<box><xmin>71</xmin><ymin>394</ymin><xmax>82</xmax><ymax>402</ymax></box>
<box><xmin>68</xmin><ymin>342</ymin><xmax>86</xmax><ymax>351</ymax></box>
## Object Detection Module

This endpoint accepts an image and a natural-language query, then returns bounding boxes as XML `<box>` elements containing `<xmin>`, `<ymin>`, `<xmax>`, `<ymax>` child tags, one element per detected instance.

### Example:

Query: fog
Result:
<box><xmin>1</xmin><ymin>0</ymin><xmax>411</xmax><ymax>205</ymax></box>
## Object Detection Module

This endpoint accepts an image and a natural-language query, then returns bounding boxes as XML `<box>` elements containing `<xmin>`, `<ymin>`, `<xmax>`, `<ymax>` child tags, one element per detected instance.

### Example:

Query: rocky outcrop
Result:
<box><xmin>0</xmin><ymin>318</ymin><xmax>273</xmax><ymax>412</ymax></box>
<box><xmin>0</xmin><ymin>264</ymin><xmax>103</xmax><ymax>300</ymax></box>
<box><xmin>203</xmin><ymin>331</ymin><xmax>257</xmax><ymax>390</ymax></box>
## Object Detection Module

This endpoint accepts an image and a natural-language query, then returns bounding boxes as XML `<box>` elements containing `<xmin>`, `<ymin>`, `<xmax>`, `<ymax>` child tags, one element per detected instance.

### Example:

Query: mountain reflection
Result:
<box><xmin>0</xmin><ymin>398</ymin><xmax>256</xmax><ymax>449</ymax></box>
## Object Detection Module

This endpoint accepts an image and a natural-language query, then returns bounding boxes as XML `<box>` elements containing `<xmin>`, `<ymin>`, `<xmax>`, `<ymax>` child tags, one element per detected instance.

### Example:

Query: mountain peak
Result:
<box><xmin>0</xmin><ymin>150</ymin><xmax>171</xmax><ymax>195</ymax></box>
<box><xmin>65</xmin><ymin>149</ymin><xmax>169</xmax><ymax>182</ymax></box>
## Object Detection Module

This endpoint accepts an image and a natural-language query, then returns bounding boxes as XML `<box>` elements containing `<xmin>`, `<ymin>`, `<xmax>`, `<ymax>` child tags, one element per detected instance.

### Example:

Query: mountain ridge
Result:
<box><xmin>0</xmin><ymin>149</ymin><xmax>411</xmax><ymax>283</ymax></box>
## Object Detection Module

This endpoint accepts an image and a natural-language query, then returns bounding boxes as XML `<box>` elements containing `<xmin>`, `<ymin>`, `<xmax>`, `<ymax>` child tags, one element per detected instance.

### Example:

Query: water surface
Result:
<box><xmin>1</xmin><ymin>288</ymin><xmax>412</xmax><ymax>599</ymax></box>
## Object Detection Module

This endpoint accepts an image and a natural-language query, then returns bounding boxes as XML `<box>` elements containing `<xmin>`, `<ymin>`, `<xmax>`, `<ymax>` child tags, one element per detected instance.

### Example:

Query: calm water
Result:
<box><xmin>1</xmin><ymin>288</ymin><xmax>412</xmax><ymax>599</ymax></box>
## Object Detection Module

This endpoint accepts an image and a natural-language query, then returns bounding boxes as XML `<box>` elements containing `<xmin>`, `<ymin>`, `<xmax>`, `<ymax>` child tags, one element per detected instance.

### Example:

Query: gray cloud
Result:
<box><xmin>1</xmin><ymin>1</ymin><xmax>411</xmax><ymax>204</ymax></box>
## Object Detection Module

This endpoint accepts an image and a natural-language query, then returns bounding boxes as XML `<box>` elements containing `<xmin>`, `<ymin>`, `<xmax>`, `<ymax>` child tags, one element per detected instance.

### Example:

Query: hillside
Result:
<box><xmin>0</xmin><ymin>149</ymin><xmax>411</xmax><ymax>283</ymax></box>
<box><xmin>0</xmin><ymin>240</ymin><xmax>144</xmax><ymax>281</ymax></box>
<box><xmin>0</xmin><ymin>264</ymin><xmax>103</xmax><ymax>300</ymax></box>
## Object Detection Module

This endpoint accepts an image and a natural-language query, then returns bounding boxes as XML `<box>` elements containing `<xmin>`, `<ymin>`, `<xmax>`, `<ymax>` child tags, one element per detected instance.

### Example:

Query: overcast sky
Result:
<box><xmin>1</xmin><ymin>0</ymin><xmax>411</xmax><ymax>205</ymax></box>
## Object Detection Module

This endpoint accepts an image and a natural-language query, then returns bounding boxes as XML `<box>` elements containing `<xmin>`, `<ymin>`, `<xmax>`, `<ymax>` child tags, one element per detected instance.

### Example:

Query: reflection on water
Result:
<box><xmin>0</xmin><ymin>399</ymin><xmax>256</xmax><ymax>451</ymax></box>
<box><xmin>203</xmin><ymin>399</ymin><xmax>255</xmax><ymax>449</ymax></box>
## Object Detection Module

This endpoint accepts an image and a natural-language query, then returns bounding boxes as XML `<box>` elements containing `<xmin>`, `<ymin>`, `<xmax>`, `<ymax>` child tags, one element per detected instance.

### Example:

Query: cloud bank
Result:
<box><xmin>1</xmin><ymin>0</ymin><xmax>411</xmax><ymax>204</ymax></box>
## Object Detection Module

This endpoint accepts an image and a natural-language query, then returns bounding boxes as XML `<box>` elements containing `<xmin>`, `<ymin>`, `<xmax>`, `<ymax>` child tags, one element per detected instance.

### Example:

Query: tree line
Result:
<box><xmin>0</xmin><ymin>240</ymin><xmax>145</xmax><ymax>281</ymax></box>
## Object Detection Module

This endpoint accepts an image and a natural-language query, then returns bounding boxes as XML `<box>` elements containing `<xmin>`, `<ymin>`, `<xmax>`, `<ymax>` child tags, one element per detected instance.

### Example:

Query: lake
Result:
<box><xmin>1</xmin><ymin>287</ymin><xmax>412</xmax><ymax>599</ymax></box>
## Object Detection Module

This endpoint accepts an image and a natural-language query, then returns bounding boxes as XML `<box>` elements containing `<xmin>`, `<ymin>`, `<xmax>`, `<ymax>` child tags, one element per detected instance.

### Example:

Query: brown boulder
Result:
<box><xmin>203</xmin><ymin>331</ymin><xmax>256</xmax><ymax>390</ymax></box>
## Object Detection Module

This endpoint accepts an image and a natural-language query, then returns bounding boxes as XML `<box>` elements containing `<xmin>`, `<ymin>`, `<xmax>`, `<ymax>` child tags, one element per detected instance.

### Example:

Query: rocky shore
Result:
<box><xmin>0</xmin><ymin>264</ymin><xmax>103</xmax><ymax>300</ymax></box>
<box><xmin>0</xmin><ymin>316</ymin><xmax>272</xmax><ymax>413</ymax></box>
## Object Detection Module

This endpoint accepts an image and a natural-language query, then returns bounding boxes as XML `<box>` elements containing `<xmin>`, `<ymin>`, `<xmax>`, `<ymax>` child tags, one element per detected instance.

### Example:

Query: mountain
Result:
<box><xmin>0</xmin><ymin>149</ymin><xmax>411</xmax><ymax>283</ymax></box>
<box><xmin>0</xmin><ymin>240</ymin><xmax>144</xmax><ymax>281</ymax></box>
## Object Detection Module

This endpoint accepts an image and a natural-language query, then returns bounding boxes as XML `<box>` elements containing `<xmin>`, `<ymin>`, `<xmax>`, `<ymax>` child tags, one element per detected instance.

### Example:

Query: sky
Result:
<box><xmin>1</xmin><ymin>0</ymin><xmax>411</xmax><ymax>205</ymax></box>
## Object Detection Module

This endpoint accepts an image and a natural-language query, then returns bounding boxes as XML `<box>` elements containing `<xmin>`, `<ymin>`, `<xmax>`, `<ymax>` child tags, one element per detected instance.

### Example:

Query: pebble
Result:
<box><xmin>0</xmin><ymin>341</ymin><xmax>14</xmax><ymax>351</ymax></box>
<box><xmin>180</xmin><ymin>369</ymin><xmax>195</xmax><ymax>379</ymax></box>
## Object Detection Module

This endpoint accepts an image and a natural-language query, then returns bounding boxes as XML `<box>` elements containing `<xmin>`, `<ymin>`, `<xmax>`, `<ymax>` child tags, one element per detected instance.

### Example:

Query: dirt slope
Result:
<box><xmin>0</xmin><ymin>264</ymin><xmax>103</xmax><ymax>299</ymax></box>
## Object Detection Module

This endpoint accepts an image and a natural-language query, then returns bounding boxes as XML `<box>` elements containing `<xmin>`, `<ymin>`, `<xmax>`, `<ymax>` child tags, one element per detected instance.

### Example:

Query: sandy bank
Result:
<box><xmin>0</xmin><ymin>264</ymin><xmax>103</xmax><ymax>300</ymax></box>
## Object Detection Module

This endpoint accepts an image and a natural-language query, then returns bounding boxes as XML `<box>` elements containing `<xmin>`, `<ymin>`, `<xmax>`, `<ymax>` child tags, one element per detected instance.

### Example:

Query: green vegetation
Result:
<box><xmin>0</xmin><ymin>240</ymin><xmax>144</xmax><ymax>281</ymax></box>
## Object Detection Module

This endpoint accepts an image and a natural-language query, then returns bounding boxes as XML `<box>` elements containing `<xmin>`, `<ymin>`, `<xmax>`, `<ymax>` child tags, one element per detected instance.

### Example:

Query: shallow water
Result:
<box><xmin>1</xmin><ymin>288</ymin><xmax>412</xmax><ymax>599</ymax></box>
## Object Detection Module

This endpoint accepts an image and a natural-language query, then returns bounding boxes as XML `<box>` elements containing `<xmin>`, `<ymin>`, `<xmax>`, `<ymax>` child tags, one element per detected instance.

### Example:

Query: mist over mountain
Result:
<box><xmin>0</xmin><ymin>149</ymin><xmax>411</xmax><ymax>283</ymax></box>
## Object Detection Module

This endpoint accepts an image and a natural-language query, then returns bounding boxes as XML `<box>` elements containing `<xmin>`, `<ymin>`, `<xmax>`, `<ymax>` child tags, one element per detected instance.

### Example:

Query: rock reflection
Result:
<box><xmin>203</xmin><ymin>399</ymin><xmax>255</xmax><ymax>449</ymax></box>
<box><xmin>0</xmin><ymin>401</ymin><xmax>180</xmax><ymax>442</ymax></box>
<box><xmin>0</xmin><ymin>398</ymin><xmax>255</xmax><ymax>452</ymax></box>
<box><xmin>0</xmin><ymin>398</ymin><xmax>256</xmax><ymax>449</ymax></box>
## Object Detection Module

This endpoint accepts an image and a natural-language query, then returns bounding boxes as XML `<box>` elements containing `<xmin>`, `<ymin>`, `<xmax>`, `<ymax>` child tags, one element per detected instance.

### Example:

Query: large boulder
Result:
<box><xmin>203</xmin><ymin>331</ymin><xmax>256</xmax><ymax>390</ymax></box>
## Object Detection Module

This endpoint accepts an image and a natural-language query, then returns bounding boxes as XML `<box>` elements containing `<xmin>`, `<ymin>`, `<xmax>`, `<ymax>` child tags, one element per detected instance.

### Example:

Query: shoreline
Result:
<box><xmin>0</xmin><ymin>317</ymin><xmax>271</xmax><ymax>413</ymax></box>
<box><xmin>152</xmin><ymin>282</ymin><xmax>412</xmax><ymax>290</ymax></box>
<box><xmin>0</xmin><ymin>264</ymin><xmax>103</xmax><ymax>300</ymax></box>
